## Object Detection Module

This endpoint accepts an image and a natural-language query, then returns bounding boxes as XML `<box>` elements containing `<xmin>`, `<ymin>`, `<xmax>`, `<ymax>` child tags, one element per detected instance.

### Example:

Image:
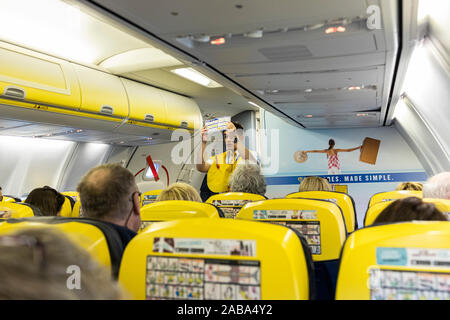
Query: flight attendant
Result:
<box><xmin>196</xmin><ymin>122</ymin><xmax>257</xmax><ymax>201</ymax></box>
<box><xmin>303</xmin><ymin>139</ymin><xmax>362</xmax><ymax>174</ymax></box>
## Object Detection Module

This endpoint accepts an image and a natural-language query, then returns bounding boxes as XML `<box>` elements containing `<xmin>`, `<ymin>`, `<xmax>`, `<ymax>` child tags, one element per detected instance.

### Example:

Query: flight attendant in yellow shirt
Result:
<box><xmin>196</xmin><ymin>122</ymin><xmax>257</xmax><ymax>200</ymax></box>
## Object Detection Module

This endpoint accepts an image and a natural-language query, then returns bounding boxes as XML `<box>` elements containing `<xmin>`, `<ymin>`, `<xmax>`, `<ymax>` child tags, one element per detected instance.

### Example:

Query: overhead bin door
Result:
<box><xmin>161</xmin><ymin>91</ymin><xmax>202</xmax><ymax>130</ymax></box>
<box><xmin>73</xmin><ymin>64</ymin><xmax>129</xmax><ymax>120</ymax></box>
<box><xmin>120</xmin><ymin>78</ymin><xmax>168</xmax><ymax>126</ymax></box>
<box><xmin>0</xmin><ymin>44</ymin><xmax>80</xmax><ymax>109</ymax></box>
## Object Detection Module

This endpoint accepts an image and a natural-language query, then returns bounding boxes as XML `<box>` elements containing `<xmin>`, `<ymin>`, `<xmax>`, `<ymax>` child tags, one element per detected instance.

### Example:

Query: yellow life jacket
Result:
<box><xmin>207</xmin><ymin>151</ymin><xmax>242</xmax><ymax>193</ymax></box>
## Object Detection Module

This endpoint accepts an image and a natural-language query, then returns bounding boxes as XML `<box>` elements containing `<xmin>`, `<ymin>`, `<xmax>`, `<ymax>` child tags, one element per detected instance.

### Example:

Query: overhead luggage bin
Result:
<box><xmin>161</xmin><ymin>90</ymin><xmax>202</xmax><ymax>131</ymax></box>
<box><xmin>120</xmin><ymin>78</ymin><xmax>168</xmax><ymax>127</ymax></box>
<box><xmin>0</xmin><ymin>42</ymin><xmax>81</xmax><ymax>110</ymax></box>
<box><xmin>73</xmin><ymin>63</ymin><xmax>129</xmax><ymax>121</ymax></box>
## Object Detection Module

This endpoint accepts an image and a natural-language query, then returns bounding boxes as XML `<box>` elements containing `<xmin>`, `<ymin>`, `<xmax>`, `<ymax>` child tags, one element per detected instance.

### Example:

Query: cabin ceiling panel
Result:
<box><xmin>291</xmin><ymin>112</ymin><xmax>381</xmax><ymax>128</ymax></box>
<box><xmin>234</xmin><ymin>68</ymin><xmax>382</xmax><ymax>91</ymax></box>
<box><xmin>79</xmin><ymin>0</ymin><xmax>397</xmax><ymax>128</ymax></box>
<box><xmin>92</xmin><ymin>0</ymin><xmax>371</xmax><ymax>37</ymax></box>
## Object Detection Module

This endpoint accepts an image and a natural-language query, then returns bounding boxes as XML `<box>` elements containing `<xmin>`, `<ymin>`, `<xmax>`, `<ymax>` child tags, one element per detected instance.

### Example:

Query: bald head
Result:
<box><xmin>423</xmin><ymin>172</ymin><xmax>450</xmax><ymax>200</ymax></box>
<box><xmin>77</xmin><ymin>163</ymin><xmax>137</xmax><ymax>220</ymax></box>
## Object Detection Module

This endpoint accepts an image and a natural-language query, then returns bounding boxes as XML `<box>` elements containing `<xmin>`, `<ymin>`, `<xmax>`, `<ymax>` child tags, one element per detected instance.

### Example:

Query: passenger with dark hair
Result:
<box><xmin>197</xmin><ymin>121</ymin><xmax>257</xmax><ymax>201</ymax></box>
<box><xmin>300</xmin><ymin>139</ymin><xmax>362</xmax><ymax>174</ymax></box>
<box><xmin>0</xmin><ymin>186</ymin><xmax>3</xmax><ymax>202</ymax></box>
<box><xmin>373</xmin><ymin>197</ymin><xmax>448</xmax><ymax>224</ymax></box>
<box><xmin>76</xmin><ymin>163</ymin><xmax>141</xmax><ymax>248</ymax></box>
<box><xmin>24</xmin><ymin>186</ymin><xmax>65</xmax><ymax>216</ymax></box>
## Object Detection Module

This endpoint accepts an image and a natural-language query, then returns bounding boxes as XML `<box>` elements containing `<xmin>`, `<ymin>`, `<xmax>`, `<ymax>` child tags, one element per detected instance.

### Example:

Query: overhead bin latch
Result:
<box><xmin>3</xmin><ymin>86</ymin><xmax>26</xmax><ymax>100</ymax></box>
<box><xmin>100</xmin><ymin>105</ymin><xmax>114</xmax><ymax>115</ymax></box>
<box><xmin>144</xmin><ymin>114</ymin><xmax>155</xmax><ymax>122</ymax></box>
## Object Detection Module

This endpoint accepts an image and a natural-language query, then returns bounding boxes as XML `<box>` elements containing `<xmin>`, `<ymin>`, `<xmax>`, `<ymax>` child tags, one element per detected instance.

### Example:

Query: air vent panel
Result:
<box><xmin>258</xmin><ymin>45</ymin><xmax>312</xmax><ymax>61</ymax></box>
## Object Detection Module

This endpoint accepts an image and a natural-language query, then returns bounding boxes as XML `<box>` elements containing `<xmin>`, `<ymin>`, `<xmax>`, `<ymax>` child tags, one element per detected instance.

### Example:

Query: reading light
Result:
<box><xmin>210</xmin><ymin>37</ymin><xmax>226</xmax><ymax>45</ymax></box>
<box><xmin>356</xmin><ymin>113</ymin><xmax>369</xmax><ymax>117</ymax></box>
<box><xmin>325</xmin><ymin>26</ymin><xmax>346</xmax><ymax>34</ymax></box>
<box><xmin>171</xmin><ymin>68</ymin><xmax>223</xmax><ymax>88</ymax></box>
<box><xmin>248</xmin><ymin>101</ymin><xmax>260</xmax><ymax>107</ymax></box>
<box><xmin>305</xmin><ymin>115</ymin><xmax>313</xmax><ymax>118</ymax></box>
<box><xmin>304</xmin><ymin>89</ymin><xmax>313</xmax><ymax>93</ymax></box>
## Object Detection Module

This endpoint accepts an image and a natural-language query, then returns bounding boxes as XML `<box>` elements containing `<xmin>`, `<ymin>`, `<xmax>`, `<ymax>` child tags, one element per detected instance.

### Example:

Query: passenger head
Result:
<box><xmin>395</xmin><ymin>182</ymin><xmax>423</xmax><ymax>191</ymax></box>
<box><xmin>156</xmin><ymin>182</ymin><xmax>202</xmax><ymax>202</ymax></box>
<box><xmin>229</xmin><ymin>163</ymin><xmax>266</xmax><ymax>196</ymax></box>
<box><xmin>0</xmin><ymin>186</ymin><xmax>3</xmax><ymax>201</ymax></box>
<box><xmin>373</xmin><ymin>197</ymin><xmax>448</xmax><ymax>224</ymax></box>
<box><xmin>24</xmin><ymin>186</ymin><xmax>65</xmax><ymax>216</ymax></box>
<box><xmin>0</xmin><ymin>227</ymin><xmax>125</xmax><ymax>299</ymax></box>
<box><xmin>77</xmin><ymin>163</ymin><xmax>141</xmax><ymax>232</ymax></box>
<box><xmin>328</xmin><ymin>139</ymin><xmax>335</xmax><ymax>150</ymax></box>
<box><xmin>299</xmin><ymin>176</ymin><xmax>332</xmax><ymax>192</ymax></box>
<box><xmin>422</xmin><ymin>172</ymin><xmax>450</xmax><ymax>200</ymax></box>
<box><xmin>224</xmin><ymin>122</ymin><xmax>244</xmax><ymax>151</ymax></box>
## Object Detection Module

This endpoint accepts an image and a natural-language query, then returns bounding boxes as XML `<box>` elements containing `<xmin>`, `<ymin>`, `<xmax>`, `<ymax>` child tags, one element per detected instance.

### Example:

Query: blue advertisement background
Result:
<box><xmin>262</xmin><ymin>112</ymin><xmax>427</xmax><ymax>227</ymax></box>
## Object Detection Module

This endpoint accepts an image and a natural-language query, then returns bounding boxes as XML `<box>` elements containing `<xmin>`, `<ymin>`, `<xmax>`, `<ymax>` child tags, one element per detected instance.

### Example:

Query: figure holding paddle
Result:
<box><xmin>295</xmin><ymin>139</ymin><xmax>362</xmax><ymax>174</ymax></box>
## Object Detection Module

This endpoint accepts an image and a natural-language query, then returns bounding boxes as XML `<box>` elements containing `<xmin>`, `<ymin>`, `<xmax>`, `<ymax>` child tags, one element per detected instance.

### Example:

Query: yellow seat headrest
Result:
<box><xmin>119</xmin><ymin>218</ymin><xmax>313</xmax><ymax>300</ymax></box>
<box><xmin>336</xmin><ymin>221</ymin><xmax>450</xmax><ymax>300</ymax></box>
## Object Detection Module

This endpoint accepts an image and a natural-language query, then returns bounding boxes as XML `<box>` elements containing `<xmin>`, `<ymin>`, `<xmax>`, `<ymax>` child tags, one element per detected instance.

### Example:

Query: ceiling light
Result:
<box><xmin>248</xmin><ymin>101</ymin><xmax>259</xmax><ymax>107</ymax></box>
<box><xmin>304</xmin><ymin>89</ymin><xmax>313</xmax><ymax>93</ymax></box>
<box><xmin>348</xmin><ymin>86</ymin><xmax>361</xmax><ymax>91</ymax></box>
<box><xmin>356</xmin><ymin>113</ymin><xmax>369</xmax><ymax>117</ymax></box>
<box><xmin>171</xmin><ymin>68</ymin><xmax>223</xmax><ymax>88</ymax></box>
<box><xmin>305</xmin><ymin>115</ymin><xmax>313</xmax><ymax>118</ymax></box>
<box><xmin>99</xmin><ymin>48</ymin><xmax>182</xmax><ymax>73</ymax></box>
<box><xmin>210</xmin><ymin>37</ymin><xmax>226</xmax><ymax>45</ymax></box>
<box><xmin>336</xmin><ymin>26</ymin><xmax>346</xmax><ymax>32</ymax></box>
<box><xmin>0</xmin><ymin>0</ymin><xmax>149</xmax><ymax>65</ymax></box>
<box><xmin>244</xmin><ymin>30</ymin><xmax>263</xmax><ymax>38</ymax></box>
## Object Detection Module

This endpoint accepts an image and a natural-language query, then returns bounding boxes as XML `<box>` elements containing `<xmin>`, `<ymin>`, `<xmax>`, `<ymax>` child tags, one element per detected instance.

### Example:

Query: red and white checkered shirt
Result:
<box><xmin>328</xmin><ymin>154</ymin><xmax>340</xmax><ymax>171</ymax></box>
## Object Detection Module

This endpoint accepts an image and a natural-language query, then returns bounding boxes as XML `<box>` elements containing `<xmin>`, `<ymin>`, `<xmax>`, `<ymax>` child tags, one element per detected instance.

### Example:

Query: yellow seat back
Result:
<box><xmin>119</xmin><ymin>218</ymin><xmax>313</xmax><ymax>300</ymax></box>
<box><xmin>141</xmin><ymin>190</ymin><xmax>162</xmax><ymax>207</ymax></box>
<box><xmin>336</xmin><ymin>221</ymin><xmax>450</xmax><ymax>300</ymax></box>
<box><xmin>236</xmin><ymin>198</ymin><xmax>347</xmax><ymax>261</ymax></box>
<box><xmin>61</xmin><ymin>191</ymin><xmax>79</xmax><ymax>202</ymax></box>
<box><xmin>286</xmin><ymin>191</ymin><xmax>357</xmax><ymax>232</ymax></box>
<box><xmin>368</xmin><ymin>190</ymin><xmax>422</xmax><ymax>208</ymax></box>
<box><xmin>0</xmin><ymin>217</ymin><xmax>112</xmax><ymax>274</ymax></box>
<box><xmin>1</xmin><ymin>196</ymin><xmax>16</xmax><ymax>203</ymax></box>
<box><xmin>206</xmin><ymin>192</ymin><xmax>267</xmax><ymax>219</ymax></box>
<box><xmin>140</xmin><ymin>200</ymin><xmax>222</xmax><ymax>231</ymax></box>
<box><xmin>59</xmin><ymin>196</ymin><xmax>73</xmax><ymax>217</ymax></box>
<box><xmin>0</xmin><ymin>202</ymin><xmax>40</xmax><ymax>218</ymax></box>
<box><xmin>72</xmin><ymin>201</ymin><xmax>82</xmax><ymax>217</ymax></box>
<box><xmin>365</xmin><ymin>198</ymin><xmax>450</xmax><ymax>226</ymax></box>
